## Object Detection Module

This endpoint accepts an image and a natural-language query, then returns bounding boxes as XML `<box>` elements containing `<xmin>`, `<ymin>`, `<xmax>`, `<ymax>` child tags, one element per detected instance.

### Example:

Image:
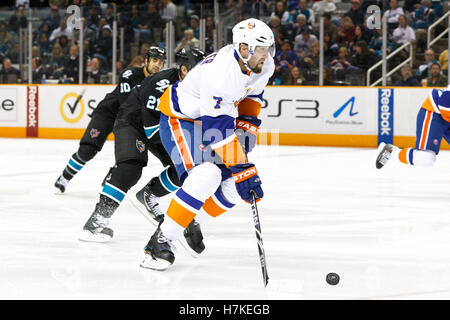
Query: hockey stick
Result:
<box><xmin>250</xmin><ymin>190</ymin><xmax>269</xmax><ymax>287</ymax></box>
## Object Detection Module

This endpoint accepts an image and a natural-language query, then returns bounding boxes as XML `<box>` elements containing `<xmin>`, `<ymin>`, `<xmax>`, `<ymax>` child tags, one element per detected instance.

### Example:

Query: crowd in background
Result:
<box><xmin>0</xmin><ymin>0</ymin><xmax>447</xmax><ymax>86</ymax></box>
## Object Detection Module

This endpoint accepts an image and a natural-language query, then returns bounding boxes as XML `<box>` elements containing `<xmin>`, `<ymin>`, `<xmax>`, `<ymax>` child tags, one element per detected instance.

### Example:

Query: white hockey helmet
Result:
<box><xmin>232</xmin><ymin>18</ymin><xmax>275</xmax><ymax>66</ymax></box>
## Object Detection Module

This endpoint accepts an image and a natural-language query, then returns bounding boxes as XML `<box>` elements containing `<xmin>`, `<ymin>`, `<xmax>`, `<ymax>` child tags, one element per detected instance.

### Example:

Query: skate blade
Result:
<box><xmin>140</xmin><ymin>254</ymin><xmax>172</xmax><ymax>271</ymax></box>
<box><xmin>178</xmin><ymin>236</ymin><xmax>202</xmax><ymax>259</ymax></box>
<box><xmin>54</xmin><ymin>186</ymin><xmax>65</xmax><ymax>194</ymax></box>
<box><xmin>78</xmin><ymin>230</ymin><xmax>112</xmax><ymax>243</ymax></box>
<box><xmin>130</xmin><ymin>196</ymin><xmax>160</xmax><ymax>226</ymax></box>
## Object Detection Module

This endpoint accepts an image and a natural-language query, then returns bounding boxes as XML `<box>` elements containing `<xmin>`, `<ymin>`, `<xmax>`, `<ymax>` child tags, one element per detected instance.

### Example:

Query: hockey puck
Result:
<box><xmin>326</xmin><ymin>273</ymin><xmax>340</xmax><ymax>285</ymax></box>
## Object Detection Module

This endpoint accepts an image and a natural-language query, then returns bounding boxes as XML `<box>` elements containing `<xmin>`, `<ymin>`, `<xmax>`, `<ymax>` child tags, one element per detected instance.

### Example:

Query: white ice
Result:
<box><xmin>2</xmin><ymin>138</ymin><xmax>450</xmax><ymax>300</ymax></box>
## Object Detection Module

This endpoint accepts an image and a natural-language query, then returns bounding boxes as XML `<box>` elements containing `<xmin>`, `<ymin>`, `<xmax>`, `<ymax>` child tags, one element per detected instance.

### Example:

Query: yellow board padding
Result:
<box><xmin>2</xmin><ymin>127</ymin><xmax>450</xmax><ymax>150</ymax></box>
<box><xmin>0</xmin><ymin>127</ymin><xmax>26</xmax><ymax>138</ymax></box>
<box><xmin>38</xmin><ymin>128</ymin><xmax>115</xmax><ymax>140</ymax></box>
<box><xmin>0</xmin><ymin>127</ymin><xmax>114</xmax><ymax>140</ymax></box>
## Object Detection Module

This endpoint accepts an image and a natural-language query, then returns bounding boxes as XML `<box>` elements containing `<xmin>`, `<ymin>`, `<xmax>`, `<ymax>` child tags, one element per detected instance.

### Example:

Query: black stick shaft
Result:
<box><xmin>251</xmin><ymin>191</ymin><xmax>269</xmax><ymax>287</ymax></box>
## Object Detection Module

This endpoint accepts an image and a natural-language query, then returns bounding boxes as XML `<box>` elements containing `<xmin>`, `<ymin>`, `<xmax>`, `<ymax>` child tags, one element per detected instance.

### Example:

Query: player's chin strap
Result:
<box><xmin>235</xmin><ymin>49</ymin><xmax>252</xmax><ymax>72</ymax></box>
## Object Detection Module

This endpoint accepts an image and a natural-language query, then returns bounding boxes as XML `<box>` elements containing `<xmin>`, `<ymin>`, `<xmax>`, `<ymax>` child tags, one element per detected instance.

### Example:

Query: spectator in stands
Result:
<box><xmin>336</xmin><ymin>16</ymin><xmax>356</xmax><ymax>45</ymax></box>
<box><xmin>344</xmin><ymin>0</ymin><xmax>364</xmax><ymax>27</ymax></box>
<box><xmin>369</xmin><ymin>28</ymin><xmax>395</xmax><ymax>57</ymax></box>
<box><xmin>425</xmin><ymin>62</ymin><xmax>448</xmax><ymax>86</ymax></box>
<box><xmin>411</xmin><ymin>0</ymin><xmax>436</xmax><ymax>51</ymax></box>
<box><xmin>49</xmin><ymin>42</ymin><xmax>64</xmax><ymax>69</ymax></box>
<box><xmin>294</xmin><ymin>25</ymin><xmax>317</xmax><ymax>58</ymax></box>
<box><xmin>86</xmin><ymin>57</ymin><xmax>105</xmax><ymax>84</ymax></box>
<box><xmin>205</xmin><ymin>15</ymin><xmax>215</xmax><ymax>53</ymax></box>
<box><xmin>395</xmin><ymin>64</ymin><xmax>421</xmax><ymax>86</ymax></box>
<box><xmin>175</xmin><ymin>29</ymin><xmax>200</xmax><ymax>53</ymax></box>
<box><xmin>286</xmin><ymin>66</ymin><xmax>305</xmax><ymax>85</ymax></box>
<box><xmin>49</xmin><ymin>18</ymin><xmax>72</xmax><ymax>43</ymax></box>
<box><xmin>0</xmin><ymin>27</ymin><xmax>13</xmax><ymax>62</ymax></box>
<box><xmin>291</xmin><ymin>14</ymin><xmax>308</xmax><ymax>41</ymax></box>
<box><xmin>160</xmin><ymin>0</ymin><xmax>177</xmax><ymax>23</ymax></box>
<box><xmin>58</xmin><ymin>35</ymin><xmax>70</xmax><ymax>56</ymax></box>
<box><xmin>8</xmin><ymin>4</ymin><xmax>27</xmax><ymax>34</ymax></box>
<box><xmin>43</xmin><ymin>5</ymin><xmax>61</xmax><ymax>33</ymax></box>
<box><xmin>134</xmin><ymin>7</ymin><xmax>153</xmax><ymax>45</ymax></box>
<box><xmin>36</xmin><ymin>32</ymin><xmax>51</xmax><ymax>59</ymax></box>
<box><xmin>383</xmin><ymin>0</ymin><xmax>404</xmax><ymax>31</ymax></box>
<box><xmin>439</xmin><ymin>49</ymin><xmax>448</xmax><ymax>72</ymax></box>
<box><xmin>32</xmin><ymin>57</ymin><xmax>47</xmax><ymax>83</ymax></box>
<box><xmin>351</xmin><ymin>40</ymin><xmax>379</xmax><ymax>72</ymax></box>
<box><xmin>86</xmin><ymin>6</ymin><xmax>100</xmax><ymax>30</ymax></box>
<box><xmin>189</xmin><ymin>15</ymin><xmax>200</xmax><ymax>39</ymax></box>
<box><xmin>0</xmin><ymin>58</ymin><xmax>20</xmax><ymax>83</ymax></box>
<box><xmin>62</xmin><ymin>44</ymin><xmax>81</xmax><ymax>83</ymax></box>
<box><xmin>321</xmin><ymin>12</ymin><xmax>338</xmax><ymax>42</ymax></box>
<box><xmin>392</xmin><ymin>14</ymin><xmax>416</xmax><ymax>47</ymax></box>
<box><xmin>350</xmin><ymin>25</ymin><xmax>372</xmax><ymax>48</ymax></box>
<box><xmin>273</xmin><ymin>40</ymin><xmax>299</xmax><ymax>84</ymax></box>
<box><xmin>329</xmin><ymin>46</ymin><xmax>356</xmax><ymax>75</ymax></box>
<box><xmin>93</xmin><ymin>25</ymin><xmax>113</xmax><ymax>65</ymax></box>
<box><xmin>300</xmin><ymin>40</ymin><xmax>320</xmax><ymax>70</ymax></box>
<box><xmin>312</xmin><ymin>0</ymin><xmax>337</xmax><ymax>15</ymax></box>
<box><xmin>292</xmin><ymin>0</ymin><xmax>315</xmax><ymax>25</ymax></box>
<box><xmin>142</xmin><ymin>2</ymin><xmax>163</xmax><ymax>43</ymax></box>
<box><xmin>270</xmin><ymin>1</ymin><xmax>292</xmax><ymax>25</ymax></box>
<box><xmin>268</xmin><ymin>15</ymin><xmax>286</xmax><ymax>51</ymax></box>
<box><xmin>323</xmin><ymin>32</ymin><xmax>338</xmax><ymax>62</ymax></box>
<box><xmin>242</xmin><ymin>0</ymin><xmax>269</xmax><ymax>18</ymax></box>
<box><xmin>416</xmin><ymin>48</ymin><xmax>438</xmax><ymax>80</ymax></box>
<box><xmin>38</xmin><ymin>22</ymin><xmax>51</xmax><ymax>38</ymax></box>
<box><xmin>404</xmin><ymin>0</ymin><xmax>422</xmax><ymax>14</ymax></box>
<box><xmin>431</xmin><ymin>0</ymin><xmax>444</xmax><ymax>18</ymax></box>
<box><xmin>104</xmin><ymin>4</ymin><xmax>115</xmax><ymax>26</ymax></box>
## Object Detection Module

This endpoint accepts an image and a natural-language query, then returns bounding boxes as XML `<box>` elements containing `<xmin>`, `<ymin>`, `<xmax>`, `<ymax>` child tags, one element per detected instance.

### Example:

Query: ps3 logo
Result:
<box><xmin>266</xmin><ymin>99</ymin><xmax>319</xmax><ymax>118</ymax></box>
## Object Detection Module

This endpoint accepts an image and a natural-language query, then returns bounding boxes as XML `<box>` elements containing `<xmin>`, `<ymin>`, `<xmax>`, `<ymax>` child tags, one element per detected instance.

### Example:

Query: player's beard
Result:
<box><xmin>248</xmin><ymin>58</ymin><xmax>264</xmax><ymax>74</ymax></box>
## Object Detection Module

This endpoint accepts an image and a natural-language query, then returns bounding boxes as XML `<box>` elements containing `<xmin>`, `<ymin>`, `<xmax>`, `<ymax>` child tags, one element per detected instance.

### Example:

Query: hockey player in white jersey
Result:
<box><xmin>376</xmin><ymin>85</ymin><xmax>450</xmax><ymax>169</ymax></box>
<box><xmin>140</xmin><ymin>18</ymin><xmax>275</xmax><ymax>270</ymax></box>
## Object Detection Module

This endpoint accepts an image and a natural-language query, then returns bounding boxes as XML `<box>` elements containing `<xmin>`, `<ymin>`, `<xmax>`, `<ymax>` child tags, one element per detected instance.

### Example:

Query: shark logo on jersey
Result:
<box><xmin>90</xmin><ymin>128</ymin><xmax>100</xmax><ymax>138</ymax></box>
<box><xmin>122</xmin><ymin>70</ymin><xmax>133</xmax><ymax>79</ymax></box>
<box><xmin>136</xmin><ymin>139</ymin><xmax>145</xmax><ymax>152</ymax></box>
<box><xmin>156</xmin><ymin>79</ymin><xmax>171</xmax><ymax>93</ymax></box>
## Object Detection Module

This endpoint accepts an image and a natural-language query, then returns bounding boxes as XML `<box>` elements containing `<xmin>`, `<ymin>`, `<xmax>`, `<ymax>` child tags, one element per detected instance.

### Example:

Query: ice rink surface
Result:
<box><xmin>3</xmin><ymin>137</ymin><xmax>450</xmax><ymax>300</ymax></box>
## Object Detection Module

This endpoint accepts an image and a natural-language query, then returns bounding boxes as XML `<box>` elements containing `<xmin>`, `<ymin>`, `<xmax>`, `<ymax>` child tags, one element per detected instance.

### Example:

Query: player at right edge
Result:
<box><xmin>140</xmin><ymin>18</ymin><xmax>275</xmax><ymax>271</ymax></box>
<box><xmin>376</xmin><ymin>85</ymin><xmax>450</xmax><ymax>169</ymax></box>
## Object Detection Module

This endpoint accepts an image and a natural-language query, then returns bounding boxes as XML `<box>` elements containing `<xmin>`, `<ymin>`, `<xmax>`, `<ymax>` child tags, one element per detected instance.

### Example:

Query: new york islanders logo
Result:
<box><xmin>247</xmin><ymin>22</ymin><xmax>255</xmax><ymax>29</ymax></box>
<box><xmin>90</xmin><ymin>128</ymin><xmax>100</xmax><ymax>138</ymax></box>
<box><xmin>136</xmin><ymin>139</ymin><xmax>145</xmax><ymax>152</ymax></box>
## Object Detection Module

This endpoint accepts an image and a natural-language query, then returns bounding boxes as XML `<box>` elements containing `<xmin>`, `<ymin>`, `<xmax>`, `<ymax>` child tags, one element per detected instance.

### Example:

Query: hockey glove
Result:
<box><xmin>229</xmin><ymin>163</ymin><xmax>263</xmax><ymax>203</ymax></box>
<box><xmin>235</xmin><ymin>115</ymin><xmax>261</xmax><ymax>153</ymax></box>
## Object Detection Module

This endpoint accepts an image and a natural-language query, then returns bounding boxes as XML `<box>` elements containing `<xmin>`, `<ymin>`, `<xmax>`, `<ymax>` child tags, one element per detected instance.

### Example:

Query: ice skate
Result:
<box><xmin>140</xmin><ymin>226</ymin><xmax>175</xmax><ymax>271</ymax></box>
<box><xmin>178</xmin><ymin>220</ymin><xmax>205</xmax><ymax>258</ymax></box>
<box><xmin>54</xmin><ymin>175</ymin><xmax>69</xmax><ymax>193</ymax></box>
<box><xmin>376</xmin><ymin>143</ymin><xmax>394</xmax><ymax>169</ymax></box>
<box><xmin>132</xmin><ymin>184</ymin><xmax>164</xmax><ymax>225</ymax></box>
<box><xmin>79</xmin><ymin>196</ymin><xmax>117</xmax><ymax>243</ymax></box>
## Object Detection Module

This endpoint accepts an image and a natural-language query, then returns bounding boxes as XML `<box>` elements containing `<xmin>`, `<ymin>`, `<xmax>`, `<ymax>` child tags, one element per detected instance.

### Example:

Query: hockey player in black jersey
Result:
<box><xmin>54</xmin><ymin>46</ymin><xmax>166</xmax><ymax>193</ymax></box>
<box><xmin>79</xmin><ymin>47</ymin><xmax>206</xmax><ymax>244</ymax></box>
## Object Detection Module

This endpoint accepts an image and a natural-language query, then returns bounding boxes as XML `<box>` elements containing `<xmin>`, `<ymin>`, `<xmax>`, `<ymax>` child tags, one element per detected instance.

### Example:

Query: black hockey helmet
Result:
<box><xmin>175</xmin><ymin>46</ymin><xmax>206</xmax><ymax>71</ymax></box>
<box><xmin>145</xmin><ymin>46</ymin><xmax>166</xmax><ymax>62</ymax></box>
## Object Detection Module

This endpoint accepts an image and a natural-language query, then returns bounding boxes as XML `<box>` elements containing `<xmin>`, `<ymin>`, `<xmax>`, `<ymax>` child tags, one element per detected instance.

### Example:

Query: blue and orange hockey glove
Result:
<box><xmin>229</xmin><ymin>163</ymin><xmax>263</xmax><ymax>203</ymax></box>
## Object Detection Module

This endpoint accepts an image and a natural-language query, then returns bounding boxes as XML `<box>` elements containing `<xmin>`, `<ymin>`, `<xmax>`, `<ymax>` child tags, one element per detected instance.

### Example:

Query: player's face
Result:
<box><xmin>247</xmin><ymin>46</ymin><xmax>271</xmax><ymax>74</ymax></box>
<box><xmin>147</xmin><ymin>57</ymin><xmax>165</xmax><ymax>74</ymax></box>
